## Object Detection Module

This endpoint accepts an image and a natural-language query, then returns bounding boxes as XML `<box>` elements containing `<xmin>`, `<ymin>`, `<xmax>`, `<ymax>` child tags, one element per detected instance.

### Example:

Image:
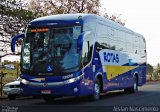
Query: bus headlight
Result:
<box><xmin>65</xmin><ymin>74</ymin><xmax>84</xmax><ymax>84</ymax></box>
<box><xmin>68</xmin><ymin>78</ymin><xmax>75</xmax><ymax>83</ymax></box>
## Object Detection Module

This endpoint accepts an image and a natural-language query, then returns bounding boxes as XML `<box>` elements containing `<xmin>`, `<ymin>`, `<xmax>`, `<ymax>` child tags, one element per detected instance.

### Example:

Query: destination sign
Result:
<box><xmin>30</xmin><ymin>28</ymin><xmax>48</xmax><ymax>32</ymax></box>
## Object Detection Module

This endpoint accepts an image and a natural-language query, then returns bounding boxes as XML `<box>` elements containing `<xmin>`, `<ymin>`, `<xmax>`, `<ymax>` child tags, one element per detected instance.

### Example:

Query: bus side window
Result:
<box><xmin>82</xmin><ymin>41</ymin><xmax>89</xmax><ymax>63</ymax></box>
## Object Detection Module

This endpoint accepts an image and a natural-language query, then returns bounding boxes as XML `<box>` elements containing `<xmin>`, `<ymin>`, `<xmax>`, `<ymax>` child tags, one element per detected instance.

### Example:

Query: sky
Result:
<box><xmin>101</xmin><ymin>0</ymin><xmax>160</xmax><ymax>66</ymax></box>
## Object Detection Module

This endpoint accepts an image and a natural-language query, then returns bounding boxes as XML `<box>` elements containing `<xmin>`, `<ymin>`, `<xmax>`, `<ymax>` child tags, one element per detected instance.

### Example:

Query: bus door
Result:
<box><xmin>81</xmin><ymin>31</ymin><xmax>94</xmax><ymax>91</ymax></box>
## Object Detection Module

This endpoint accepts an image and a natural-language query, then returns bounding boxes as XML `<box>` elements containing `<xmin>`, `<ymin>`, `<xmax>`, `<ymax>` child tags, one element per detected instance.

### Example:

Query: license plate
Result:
<box><xmin>41</xmin><ymin>90</ymin><xmax>51</xmax><ymax>94</ymax></box>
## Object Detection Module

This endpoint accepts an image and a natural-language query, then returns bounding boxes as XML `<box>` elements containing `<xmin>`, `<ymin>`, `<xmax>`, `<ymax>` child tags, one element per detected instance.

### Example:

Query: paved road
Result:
<box><xmin>0</xmin><ymin>82</ymin><xmax>160</xmax><ymax>112</ymax></box>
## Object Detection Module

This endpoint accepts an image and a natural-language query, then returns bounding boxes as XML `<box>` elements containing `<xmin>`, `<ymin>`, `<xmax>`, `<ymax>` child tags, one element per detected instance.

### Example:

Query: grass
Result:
<box><xmin>0</xmin><ymin>68</ymin><xmax>20</xmax><ymax>85</ymax></box>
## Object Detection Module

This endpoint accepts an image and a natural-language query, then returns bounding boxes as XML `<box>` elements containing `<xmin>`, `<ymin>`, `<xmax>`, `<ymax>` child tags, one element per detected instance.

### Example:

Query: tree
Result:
<box><xmin>147</xmin><ymin>63</ymin><xmax>153</xmax><ymax>80</ymax></box>
<box><xmin>0</xmin><ymin>0</ymin><xmax>34</xmax><ymax>36</ymax></box>
<box><xmin>147</xmin><ymin>64</ymin><xmax>153</xmax><ymax>74</ymax></box>
<box><xmin>0</xmin><ymin>0</ymin><xmax>35</xmax><ymax>59</ymax></box>
<box><xmin>27</xmin><ymin>0</ymin><xmax>125</xmax><ymax>26</ymax></box>
<box><xmin>27</xmin><ymin>0</ymin><xmax>100</xmax><ymax>16</ymax></box>
<box><xmin>104</xmin><ymin>13</ymin><xmax>126</xmax><ymax>26</ymax></box>
<box><xmin>155</xmin><ymin>63</ymin><xmax>160</xmax><ymax>80</ymax></box>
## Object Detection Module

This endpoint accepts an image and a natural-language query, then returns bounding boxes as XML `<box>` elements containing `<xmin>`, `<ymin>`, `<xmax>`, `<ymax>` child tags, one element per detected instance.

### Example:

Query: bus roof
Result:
<box><xmin>29</xmin><ymin>13</ymin><xmax>144</xmax><ymax>39</ymax></box>
<box><xmin>31</xmin><ymin>13</ymin><xmax>95</xmax><ymax>22</ymax></box>
<box><xmin>29</xmin><ymin>13</ymin><xmax>95</xmax><ymax>26</ymax></box>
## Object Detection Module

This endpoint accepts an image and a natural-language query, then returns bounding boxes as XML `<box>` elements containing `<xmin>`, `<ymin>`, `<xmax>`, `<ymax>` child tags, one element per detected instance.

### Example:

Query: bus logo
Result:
<box><xmin>104</xmin><ymin>52</ymin><xmax>119</xmax><ymax>63</ymax></box>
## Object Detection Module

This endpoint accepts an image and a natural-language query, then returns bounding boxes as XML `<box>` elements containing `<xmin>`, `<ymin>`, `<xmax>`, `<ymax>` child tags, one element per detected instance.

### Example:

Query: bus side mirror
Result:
<box><xmin>11</xmin><ymin>34</ymin><xmax>24</xmax><ymax>52</ymax></box>
<box><xmin>77</xmin><ymin>31</ymin><xmax>91</xmax><ymax>52</ymax></box>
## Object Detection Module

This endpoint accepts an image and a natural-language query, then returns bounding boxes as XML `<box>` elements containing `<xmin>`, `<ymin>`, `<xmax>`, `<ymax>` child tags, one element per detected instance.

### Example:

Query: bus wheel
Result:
<box><xmin>124</xmin><ymin>76</ymin><xmax>138</xmax><ymax>93</ymax></box>
<box><xmin>131</xmin><ymin>76</ymin><xmax>138</xmax><ymax>93</ymax></box>
<box><xmin>91</xmin><ymin>78</ymin><xmax>100</xmax><ymax>101</ymax></box>
<box><xmin>43</xmin><ymin>95</ymin><xmax>55</xmax><ymax>103</ymax></box>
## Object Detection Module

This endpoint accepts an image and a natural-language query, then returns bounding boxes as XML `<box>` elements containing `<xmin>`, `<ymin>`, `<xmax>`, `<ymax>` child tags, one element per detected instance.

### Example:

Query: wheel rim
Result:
<box><xmin>94</xmin><ymin>83</ymin><xmax>100</xmax><ymax>99</ymax></box>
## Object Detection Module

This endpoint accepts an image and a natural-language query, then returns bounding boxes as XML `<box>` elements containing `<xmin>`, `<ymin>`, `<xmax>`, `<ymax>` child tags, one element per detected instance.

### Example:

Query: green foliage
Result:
<box><xmin>27</xmin><ymin>0</ymin><xmax>101</xmax><ymax>17</ymax></box>
<box><xmin>1</xmin><ymin>60</ymin><xmax>20</xmax><ymax>82</ymax></box>
<box><xmin>3</xmin><ymin>60</ymin><xmax>20</xmax><ymax>67</ymax></box>
<box><xmin>0</xmin><ymin>68</ymin><xmax>18</xmax><ymax>85</ymax></box>
<box><xmin>157</xmin><ymin>64</ymin><xmax>160</xmax><ymax>74</ymax></box>
<box><xmin>0</xmin><ymin>0</ymin><xmax>36</xmax><ymax>57</ymax></box>
<box><xmin>147</xmin><ymin>63</ymin><xmax>153</xmax><ymax>75</ymax></box>
<box><xmin>0</xmin><ymin>0</ymin><xmax>35</xmax><ymax>37</ymax></box>
<box><xmin>27</xmin><ymin>0</ymin><xmax>125</xmax><ymax>26</ymax></box>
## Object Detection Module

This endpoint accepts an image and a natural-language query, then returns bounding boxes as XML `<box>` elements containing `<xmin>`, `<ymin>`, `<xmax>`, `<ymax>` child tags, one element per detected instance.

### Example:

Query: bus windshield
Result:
<box><xmin>21</xmin><ymin>26</ymin><xmax>81</xmax><ymax>75</ymax></box>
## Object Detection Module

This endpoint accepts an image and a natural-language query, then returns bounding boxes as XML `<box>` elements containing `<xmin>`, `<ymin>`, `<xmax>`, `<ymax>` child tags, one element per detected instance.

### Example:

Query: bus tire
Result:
<box><xmin>124</xmin><ymin>76</ymin><xmax>138</xmax><ymax>93</ymax></box>
<box><xmin>131</xmin><ymin>76</ymin><xmax>138</xmax><ymax>93</ymax></box>
<box><xmin>91</xmin><ymin>78</ymin><xmax>101</xmax><ymax>101</ymax></box>
<box><xmin>43</xmin><ymin>95</ymin><xmax>55</xmax><ymax>103</ymax></box>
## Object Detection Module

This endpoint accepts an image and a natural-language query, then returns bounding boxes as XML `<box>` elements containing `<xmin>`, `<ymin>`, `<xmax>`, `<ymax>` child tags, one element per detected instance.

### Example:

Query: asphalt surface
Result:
<box><xmin>0</xmin><ymin>82</ymin><xmax>160</xmax><ymax>112</ymax></box>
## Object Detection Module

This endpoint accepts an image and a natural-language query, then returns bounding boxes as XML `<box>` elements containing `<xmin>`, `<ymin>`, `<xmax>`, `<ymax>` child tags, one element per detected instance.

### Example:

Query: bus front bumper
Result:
<box><xmin>20</xmin><ymin>74</ymin><xmax>93</xmax><ymax>96</ymax></box>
